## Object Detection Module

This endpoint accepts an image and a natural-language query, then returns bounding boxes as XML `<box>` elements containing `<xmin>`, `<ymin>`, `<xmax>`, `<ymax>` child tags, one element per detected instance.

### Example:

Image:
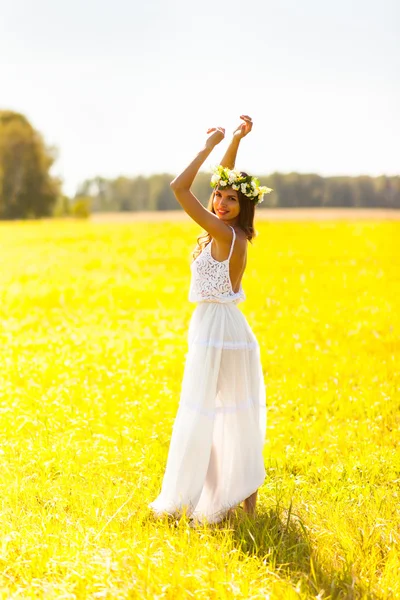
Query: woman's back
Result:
<box><xmin>209</xmin><ymin>228</ymin><xmax>247</xmax><ymax>293</ymax></box>
<box><xmin>189</xmin><ymin>225</ymin><xmax>247</xmax><ymax>305</ymax></box>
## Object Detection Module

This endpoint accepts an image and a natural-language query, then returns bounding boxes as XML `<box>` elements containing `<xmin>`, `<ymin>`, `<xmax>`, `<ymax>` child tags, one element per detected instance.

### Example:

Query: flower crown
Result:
<box><xmin>210</xmin><ymin>165</ymin><xmax>273</xmax><ymax>205</ymax></box>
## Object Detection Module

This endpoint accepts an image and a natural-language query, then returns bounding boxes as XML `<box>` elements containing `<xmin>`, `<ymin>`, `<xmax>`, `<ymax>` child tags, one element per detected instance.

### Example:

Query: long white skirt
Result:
<box><xmin>148</xmin><ymin>301</ymin><xmax>267</xmax><ymax>524</ymax></box>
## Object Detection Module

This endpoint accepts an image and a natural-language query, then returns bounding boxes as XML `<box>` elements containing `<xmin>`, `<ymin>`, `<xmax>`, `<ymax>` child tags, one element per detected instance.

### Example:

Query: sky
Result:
<box><xmin>1</xmin><ymin>0</ymin><xmax>399</xmax><ymax>196</ymax></box>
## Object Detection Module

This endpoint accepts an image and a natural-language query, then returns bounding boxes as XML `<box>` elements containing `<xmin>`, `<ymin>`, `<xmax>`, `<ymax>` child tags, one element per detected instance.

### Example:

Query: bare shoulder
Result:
<box><xmin>210</xmin><ymin>225</ymin><xmax>247</xmax><ymax>263</ymax></box>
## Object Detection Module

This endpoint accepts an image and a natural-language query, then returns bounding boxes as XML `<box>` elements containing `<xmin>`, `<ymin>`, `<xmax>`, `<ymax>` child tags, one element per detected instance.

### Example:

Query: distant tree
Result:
<box><xmin>71</xmin><ymin>195</ymin><xmax>91</xmax><ymax>218</ymax></box>
<box><xmin>353</xmin><ymin>176</ymin><xmax>376</xmax><ymax>208</ymax></box>
<box><xmin>0</xmin><ymin>110</ymin><xmax>61</xmax><ymax>219</ymax></box>
<box><xmin>76</xmin><ymin>176</ymin><xmax>111</xmax><ymax>211</ymax></box>
<box><xmin>374</xmin><ymin>176</ymin><xmax>399</xmax><ymax>208</ymax></box>
<box><xmin>323</xmin><ymin>177</ymin><xmax>353</xmax><ymax>207</ymax></box>
<box><xmin>150</xmin><ymin>174</ymin><xmax>177</xmax><ymax>210</ymax></box>
<box><xmin>131</xmin><ymin>175</ymin><xmax>150</xmax><ymax>211</ymax></box>
<box><xmin>52</xmin><ymin>194</ymin><xmax>71</xmax><ymax>217</ymax></box>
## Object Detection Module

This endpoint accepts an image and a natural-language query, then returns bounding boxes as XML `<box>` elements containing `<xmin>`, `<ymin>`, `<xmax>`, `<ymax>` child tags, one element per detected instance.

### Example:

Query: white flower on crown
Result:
<box><xmin>232</xmin><ymin>184</ymin><xmax>239</xmax><ymax>190</ymax></box>
<box><xmin>260</xmin><ymin>186</ymin><xmax>271</xmax><ymax>195</ymax></box>
<box><xmin>211</xmin><ymin>173</ymin><xmax>220</xmax><ymax>185</ymax></box>
<box><xmin>256</xmin><ymin>186</ymin><xmax>273</xmax><ymax>204</ymax></box>
<box><xmin>220</xmin><ymin>180</ymin><xmax>227</xmax><ymax>186</ymax></box>
<box><xmin>240</xmin><ymin>183</ymin><xmax>247</xmax><ymax>194</ymax></box>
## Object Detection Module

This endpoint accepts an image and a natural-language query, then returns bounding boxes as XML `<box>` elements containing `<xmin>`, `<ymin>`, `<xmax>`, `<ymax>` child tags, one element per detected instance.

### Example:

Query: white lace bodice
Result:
<box><xmin>188</xmin><ymin>225</ymin><xmax>246</xmax><ymax>304</ymax></box>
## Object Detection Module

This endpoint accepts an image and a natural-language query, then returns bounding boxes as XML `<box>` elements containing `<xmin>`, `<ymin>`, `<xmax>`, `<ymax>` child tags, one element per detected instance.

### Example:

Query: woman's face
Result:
<box><xmin>213</xmin><ymin>187</ymin><xmax>240</xmax><ymax>222</ymax></box>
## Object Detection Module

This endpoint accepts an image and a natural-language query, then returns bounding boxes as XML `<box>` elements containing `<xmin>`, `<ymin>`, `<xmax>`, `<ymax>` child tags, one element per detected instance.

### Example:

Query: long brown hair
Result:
<box><xmin>191</xmin><ymin>173</ymin><xmax>257</xmax><ymax>262</ymax></box>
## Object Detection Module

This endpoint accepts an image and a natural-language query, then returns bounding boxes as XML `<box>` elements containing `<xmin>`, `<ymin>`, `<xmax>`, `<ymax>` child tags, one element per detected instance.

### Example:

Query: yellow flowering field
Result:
<box><xmin>0</xmin><ymin>218</ymin><xmax>399</xmax><ymax>599</ymax></box>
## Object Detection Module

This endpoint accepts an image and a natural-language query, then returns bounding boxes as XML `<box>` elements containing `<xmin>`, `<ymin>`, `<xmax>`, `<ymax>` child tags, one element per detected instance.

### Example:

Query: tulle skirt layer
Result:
<box><xmin>148</xmin><ymin>301</ymin><xmax>267</xmax><ymax>524</ymax></box>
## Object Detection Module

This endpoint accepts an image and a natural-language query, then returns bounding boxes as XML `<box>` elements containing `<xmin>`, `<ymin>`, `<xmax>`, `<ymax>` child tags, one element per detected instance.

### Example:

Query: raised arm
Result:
<box><xmin>170</xmin><ymin>127</ymin><xmax>233</xmax><ymax>243</ymax></box>
<box><xmin>219</xmin><ymin>137</ymin><xmax>240</xmax><ymax>169</ymax></box>
<box><xmin>220</xmin><ymin>115</ymin><xmax>253</xmax><ymax>169</ymax></box>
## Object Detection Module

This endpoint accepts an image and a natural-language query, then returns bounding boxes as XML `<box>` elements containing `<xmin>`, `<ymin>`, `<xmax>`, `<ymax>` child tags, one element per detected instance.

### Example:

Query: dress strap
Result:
<box><xmin>228</xmin><ymin>226</ymin><xmax>236</xmax><ymax>261</ymax></box>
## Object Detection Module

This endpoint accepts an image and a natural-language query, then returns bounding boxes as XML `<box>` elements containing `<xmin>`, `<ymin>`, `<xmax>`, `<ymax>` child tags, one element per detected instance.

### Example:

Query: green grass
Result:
<box><xmin>0</xmin><ymin>219</ymin><xmax>398</xmax><ymax>599</ymax></box>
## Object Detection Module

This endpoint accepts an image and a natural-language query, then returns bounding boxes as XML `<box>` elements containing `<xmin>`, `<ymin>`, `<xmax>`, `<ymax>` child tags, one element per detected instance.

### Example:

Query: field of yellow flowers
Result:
<box><xmin>0</xmin><ymin>218</ymin><xmax>399</xmax><ymax>599</ymax></box>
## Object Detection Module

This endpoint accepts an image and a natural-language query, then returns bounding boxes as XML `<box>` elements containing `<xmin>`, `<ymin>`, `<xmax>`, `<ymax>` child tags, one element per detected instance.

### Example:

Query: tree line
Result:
<box><xmin>0</xmin><ymin>110</ymin><xmax>399</xmax><ymax>219</ymax></box>
<box><xmin>76</xmin><ymin>171</ymin><xmax>400</xmax><ymax>213</ymax></box>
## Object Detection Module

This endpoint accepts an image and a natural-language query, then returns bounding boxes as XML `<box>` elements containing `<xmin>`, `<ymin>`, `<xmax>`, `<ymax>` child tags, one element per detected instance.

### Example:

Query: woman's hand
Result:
<box><xmin>233</xmin><ymin>115</ymin><xmax>253</xmax><ymax>140</ymax></box>
<box><xmin>205</xmin><ymin>127</ymin><xmax>225</xmax><ymax>150</ymax></box>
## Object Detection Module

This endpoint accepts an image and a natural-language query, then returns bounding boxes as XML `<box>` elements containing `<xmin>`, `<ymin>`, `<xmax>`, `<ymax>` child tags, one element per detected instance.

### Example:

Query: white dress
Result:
<box><xmin>148</xmin><ymin>225</ymin><xmax>267</xmax><ymax>524</ymax></box>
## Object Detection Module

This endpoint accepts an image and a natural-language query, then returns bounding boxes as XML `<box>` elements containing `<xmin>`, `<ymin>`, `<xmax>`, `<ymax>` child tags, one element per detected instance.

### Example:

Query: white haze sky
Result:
<box><xmin>1</xmin><ymin>0</ymin><xmax>399</xmax><ymax>196</ymax></box>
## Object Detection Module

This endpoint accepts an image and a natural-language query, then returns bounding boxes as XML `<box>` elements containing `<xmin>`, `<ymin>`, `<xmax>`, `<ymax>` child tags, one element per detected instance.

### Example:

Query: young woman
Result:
<box><xmin>148</xmin><ymin>115</ymin><xmax>271</xmax><ymax>525</ymax></box>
